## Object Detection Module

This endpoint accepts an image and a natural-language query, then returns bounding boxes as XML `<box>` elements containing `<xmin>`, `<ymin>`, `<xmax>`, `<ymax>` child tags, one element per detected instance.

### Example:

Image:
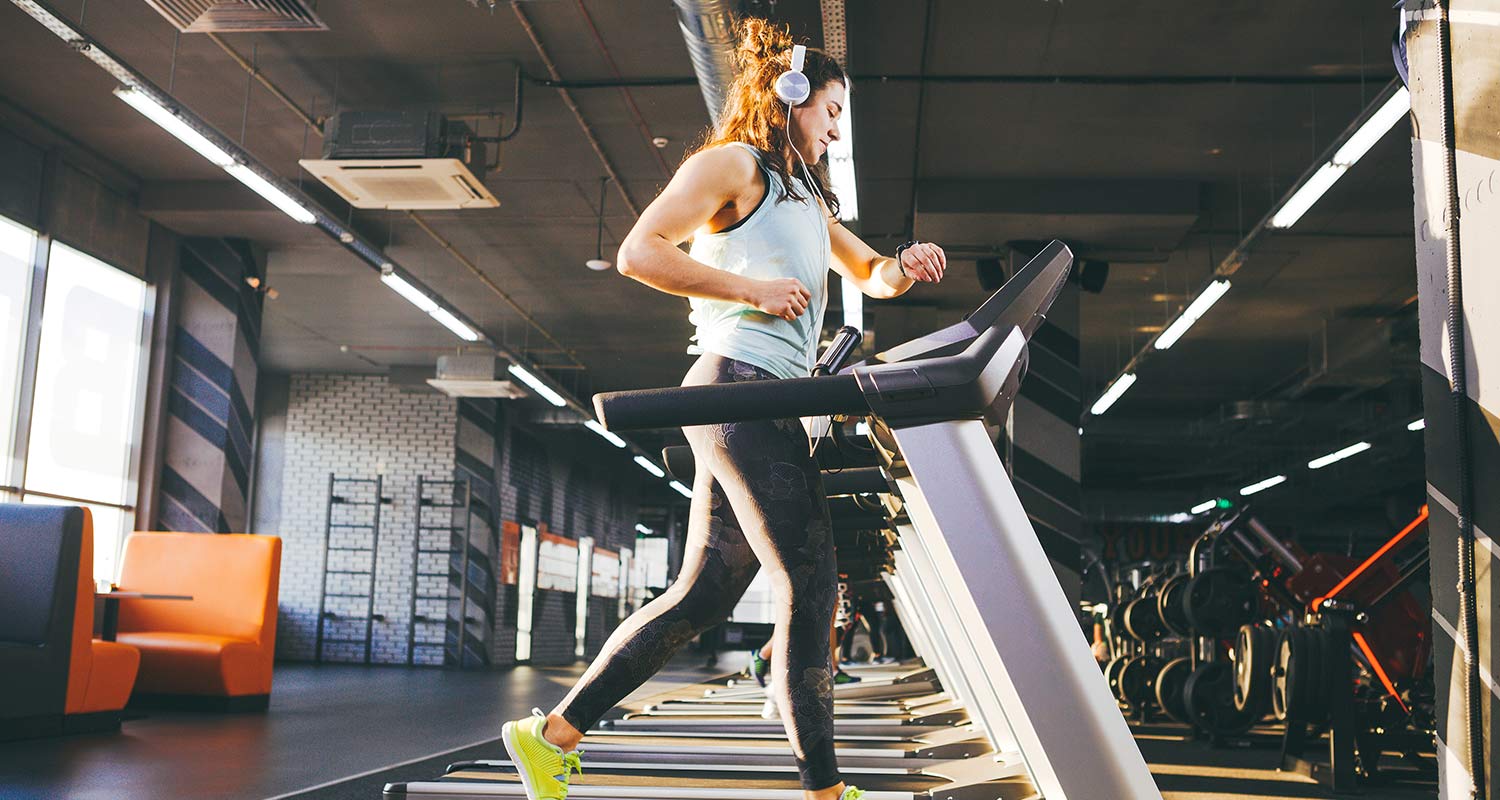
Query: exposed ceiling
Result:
<box><xmin>0</xmin><ymin>0</ymin><xmax>1425</xmax><ymax>525</ymax></box>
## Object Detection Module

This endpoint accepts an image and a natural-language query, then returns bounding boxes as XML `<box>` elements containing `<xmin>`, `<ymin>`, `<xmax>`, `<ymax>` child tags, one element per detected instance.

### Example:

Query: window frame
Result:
<box><xmin>3</xmin><ymin>219</ymin><xmax>158</xmax><ymax>580</ymax></box>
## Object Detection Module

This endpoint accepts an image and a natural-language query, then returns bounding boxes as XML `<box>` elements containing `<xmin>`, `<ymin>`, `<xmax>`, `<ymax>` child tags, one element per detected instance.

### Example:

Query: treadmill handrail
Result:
<box><xmin>594</xmin><ymin>324</ymin><xmax>1017</xmax><ymax>432</ymax></box>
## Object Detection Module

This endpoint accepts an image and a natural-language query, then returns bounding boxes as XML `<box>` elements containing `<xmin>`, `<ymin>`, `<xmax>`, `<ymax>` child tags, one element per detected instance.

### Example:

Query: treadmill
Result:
<box><xmin>384</xmin><ymin>240</ymin><xmax>1162</xmax><ymax>799</ymax></box>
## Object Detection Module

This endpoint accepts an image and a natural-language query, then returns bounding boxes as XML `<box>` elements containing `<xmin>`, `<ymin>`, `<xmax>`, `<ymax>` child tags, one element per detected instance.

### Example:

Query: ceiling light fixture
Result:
<box><xmin>586</xmin><ymin>176</ymin><xmax>612</xmax><ymax>271</ymax></box>
<box><xmin>1153</xmin><ymin>279</ymin><xmax>1232</xmax><ymax>350</ymax></box>
<box><xmin>1240</xmin><ymin>474</ymin><xmax>1287</xmax><ymax>496</ymax></box>
<box><xmin>114</xmin><ymin>87</ymin><xmax>233</xmax><ymax>166</ymax></box>
<box><xmin>669</xmin><ymin>480</ymin><xmax>693</xmax><ymax>499</ymax></box>
<box><xmin>507</xmin><ymin>364</ymin><xmax>567</xmax><ymax>407</ymax></box>
<box><xmin>584</xmin><ymin>419</ymin><xmax>627</xmax><ymax>448</ymax></box>
<box><xmin>1190</xmin><ymin>498</ymin><xmax>1218</xmax><ymax>515</ymax></box>
<box><xmin>635</xmin><ymin>523</ymin><xmax>654</xmax><ymax>535</ymax></box>
<box><xmin>1269</xmin><ymin>87</ymin><xmax>1410</xmax><ymax>229</ymax></box>
<box><xmin>1408</xmin><ymin>418</ymin><xmax>1426</xmax><ymax>431</ymax></box>
<box><xmin>428</xmin><ymin>307</ymin><xmax>481</xmax><ymax>342</ymax></box>
<box><xmin>634</xmin><ymin>456</ymin><xmax>666</xmax><ymax>478</ymax></box>
<box><xmin>1089</xmin><ymin>372</ymin><xmax>1137</xmax><ymax>416</ymax></box>
<box><xmin>1308</xmin><ymin>441</ymin><xmax>1372</xmax><ymax>470</ymax></box>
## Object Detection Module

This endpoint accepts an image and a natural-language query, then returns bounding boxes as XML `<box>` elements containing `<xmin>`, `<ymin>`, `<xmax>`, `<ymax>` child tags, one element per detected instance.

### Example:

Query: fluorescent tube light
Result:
<box><xmin>428</xmin><ymin>307</ymin><xmax>480</xmax><ymax>342</ymax></box>
<box><xmin>1407</xmin><ymin>418</ymin><xmax>1426</xmax><ymax>431</ymax></box>
<box><xmin>1240</xmin><ymin>474</ymin><xmax>1287</xmax><ymax>496</ymax></box>
<box><xmin>1190</xmin><ymin>499</ymin><xmax>1218</xmax><ymax>515</ymax></box>
<box><xmin>585</xmin><ymin>419</ymin><xmax>627</xmax><ymax>448</ymax></box>
<box><xmin>1332</xmin><ymin>88</ymin><xmax>1411</xmax><ymax>167</ymax></box>
<box><xmin>828</xmin><ymin>85</ymin><xmax>857</xmax><ymax>222</ymax></box>
<box><xmin>1268</xmin><ymin>88</ymin><xmax>1410</xmax><ymax>231</ymax></box>
<box><xmin>225</xmin><ymin>164</ymin><xmax>317</xmax><ymax>224</ymax></box>
<box><xmin>380</xmin><ymin>271</ymin><xmax>440</xmax><ymax>314</ymax></box>
<box><xmin>669</xmin><ymin>481</ymin><xmax>693</xmax><ymax>499</ymax></box>
<box><xmin>1308</xmin><ymin>441</ymin><xmax>1372</xmax><ymax>470</ymax></box>
<box><xmin>842</xmin><ymin>276</ymin><xmax>863</xmax><ymax>332</ymax></box>
<box><xmin>1268</xmin><ymin>162</ymin><xmax>1348</xmax><ymax>230</ymax></box>
<box><xmin>1089</xmin><ymin>372</ymin><xmax>1137</xmax><ymax>416</ymax></box>
<box><xmin>114</xmin><ymin>88</ymin><xmax>234</xmax><ymax>167</ymax></box>
<box><xmin>1154</xmin><ymin>280</ymin><xmax>1232</xmax><ymax>350</ymax></box>
<box><xmin>634</xmin><ymin>456</ymin><xmax>665</xmax><ymax>478</ymax></box>
<box><xmin>507</xmin><ymin>364</ymin><xmax>567</xmax><ymax>407</ymax></box>
<box><xmin>634</xmin><ymin>523</ymin><xmax>654</xmax><ymax>535</ymax></box>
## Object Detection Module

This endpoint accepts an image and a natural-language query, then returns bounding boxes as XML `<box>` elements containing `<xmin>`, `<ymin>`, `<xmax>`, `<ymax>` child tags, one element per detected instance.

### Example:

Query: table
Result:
<box><xmin>94</xmin><ymin>591</ymin><xmax>194</xmax><ymax>641</ymax></box>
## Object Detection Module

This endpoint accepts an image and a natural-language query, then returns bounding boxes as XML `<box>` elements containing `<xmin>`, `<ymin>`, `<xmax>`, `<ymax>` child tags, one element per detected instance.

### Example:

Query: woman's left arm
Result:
<box><xmin>828</xmin><ymin>219</ymin><xmax>947</xmax><ymax>299</ymax></box>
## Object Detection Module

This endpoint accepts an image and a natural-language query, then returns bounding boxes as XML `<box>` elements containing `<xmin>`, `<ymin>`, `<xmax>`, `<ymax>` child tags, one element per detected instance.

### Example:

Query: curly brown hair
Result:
<box><xmin>692</xmin><ymin>17</ymin><xmax>846</xmax><ymax>217</ymax></box>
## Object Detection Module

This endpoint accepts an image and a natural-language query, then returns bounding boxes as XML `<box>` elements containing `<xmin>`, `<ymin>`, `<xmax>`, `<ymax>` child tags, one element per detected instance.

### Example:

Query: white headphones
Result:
<box><xmin>774</xmin><ymin>44</ymin><xmax>811</xmax><ymax>106</ymax></box>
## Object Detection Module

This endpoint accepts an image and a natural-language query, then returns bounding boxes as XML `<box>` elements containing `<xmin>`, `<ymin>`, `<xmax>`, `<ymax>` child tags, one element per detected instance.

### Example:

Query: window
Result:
<box><xmin>0</xmin><ymin>216</ymin><xmax>36</xmax><ymax>491</ymax></box>
<box><xmin>20</xmin><ymin>241</ymin><xmax>151</xmax><ymax>580</ymax></box>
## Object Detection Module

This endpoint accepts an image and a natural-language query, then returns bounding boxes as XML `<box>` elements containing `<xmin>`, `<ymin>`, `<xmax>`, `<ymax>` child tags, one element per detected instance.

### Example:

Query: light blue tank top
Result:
<box><xmin>688</xmin><ymin>142</ymin><xmax>830</xmax><ymax>381</ymax></box>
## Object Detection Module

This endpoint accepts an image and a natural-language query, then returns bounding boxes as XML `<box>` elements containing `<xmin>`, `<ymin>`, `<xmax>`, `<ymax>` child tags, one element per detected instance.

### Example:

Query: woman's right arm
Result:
<box><xmin>617</xmin><ymin>147</ymin><xmax>812</xmax><ymax>322</ymax></box>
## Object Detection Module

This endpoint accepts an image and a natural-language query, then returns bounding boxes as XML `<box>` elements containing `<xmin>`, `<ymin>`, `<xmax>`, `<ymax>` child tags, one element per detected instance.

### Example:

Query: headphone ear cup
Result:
<box><xmin>775</xmin><ymin>70</ymin><xmax>811</xmax><ymax>106</ymax></box>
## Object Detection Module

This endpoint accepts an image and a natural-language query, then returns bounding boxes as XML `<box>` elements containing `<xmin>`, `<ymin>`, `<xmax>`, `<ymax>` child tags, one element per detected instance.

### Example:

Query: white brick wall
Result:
<box><xmin>276</xmin><ymin>374</ymin><xmax>456</xmax><ymax>664</ymax></box>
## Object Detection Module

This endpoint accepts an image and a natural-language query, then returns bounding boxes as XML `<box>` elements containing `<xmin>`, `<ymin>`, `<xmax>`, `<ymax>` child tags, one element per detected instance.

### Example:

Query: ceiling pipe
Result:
<box><xmin>671</xmin><ymin>0</ymin><xmax>737</xmax><ymax>126</ymax></box>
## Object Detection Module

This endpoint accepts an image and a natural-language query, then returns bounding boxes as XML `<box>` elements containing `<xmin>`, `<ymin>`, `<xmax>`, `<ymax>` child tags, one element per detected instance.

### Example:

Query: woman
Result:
<box><xmin>501</xmin><ymin>18</ymin><xmax>947</xmax><ymax>800</ymax></box>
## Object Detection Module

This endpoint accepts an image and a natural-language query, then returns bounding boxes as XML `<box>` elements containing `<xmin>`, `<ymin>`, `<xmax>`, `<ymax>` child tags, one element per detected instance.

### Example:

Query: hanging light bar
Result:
<box><xmin>1190</xmin><ymin>498</ymin><xmax>1218</xmax><ymax>515</ymax></box>
<box><xmin>633</xmin><ymin>456</ymin><xmax>666</xmax><ymax>478</ymax></box>
<box><xmin>1153</xmin><ymin>280</ymin><xmax>1232</xmax><ymax>350</ymax></box>
<box><xmin>1089</xmin><ymin>372</ymin><xmax>1137</xmax><ymax>416</ymax></box>
<box><xmin>669</xmin><ymin>481</ymin><xmax>693</xmax><ymax>499</ymax></box>
<box><xmin>1307</xmin><ymin>441</ymin><xmax>1372</xmax><ymax>470</ymax></box>
<box><xmin>428</xmin><ymin>308</ymin><xmax>481</xmax><ymax>342</ymax></box>
<box><xmin>1408</xmin><ymin>418</ymin><xmax>1426</xmax><ymax>431</ymax></box>
<box><xmin>584</xmin><ymin>420</ymin><xmax>627</xmax><ymax>448</ymax></box>
<box><xmin>113</xmin><ymin>88</ymin><xmax>233</xmax><ymax>166</ymax></box>
<box><xmin>1240</xmin><ymin>474</ymin><xmax>1287</xmax><ymax>496</ymax></box>
<box><xmin>634</xmin><ymin>523</ymin><xmax>654</xmax><ymax>535</ymax></box>
<box><xmin>507</xmin><ymin>364</ymin><xmax>567</xmax><ymax>407</ymax></box>
<box><xmin>1268</xmin><ymin>87</ymin><xmax>1411</xmax><ymax>230</ymax></box>
<box><xmin>379</xmin><ymin>270</ymin><xmax>440</xmax><ymax>314</ymax></box>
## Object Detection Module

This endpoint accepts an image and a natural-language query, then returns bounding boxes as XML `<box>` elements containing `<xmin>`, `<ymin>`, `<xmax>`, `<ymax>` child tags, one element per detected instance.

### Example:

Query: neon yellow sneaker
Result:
<box><xmin>841</xmin><ymin>787</ymin><xmax>866</xmax><ymax>799</ymax></box>
<box><xmin>501</xmin><ymin>709</ymin><xmax>584</xmax><ymax>799</ymax></box>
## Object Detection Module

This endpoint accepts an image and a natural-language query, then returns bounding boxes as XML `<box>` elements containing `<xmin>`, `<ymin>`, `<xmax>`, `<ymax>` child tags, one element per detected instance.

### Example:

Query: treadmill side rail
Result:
<box><xmin>889</xmin><ymin>418</ymin><xmax>1162</xmax><ymax>800</ymax></box>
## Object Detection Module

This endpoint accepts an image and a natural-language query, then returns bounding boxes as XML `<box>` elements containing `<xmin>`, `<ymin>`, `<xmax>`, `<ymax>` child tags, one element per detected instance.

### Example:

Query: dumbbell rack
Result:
<box><xmin>406</xmin><ymin>476</ymin><xmax>474</xmax><ymax>667</ymax></box>
<box><xmin>315</xmin><ymin>474</ymin><xmax>390</xmax><ymax>664</ymax></box>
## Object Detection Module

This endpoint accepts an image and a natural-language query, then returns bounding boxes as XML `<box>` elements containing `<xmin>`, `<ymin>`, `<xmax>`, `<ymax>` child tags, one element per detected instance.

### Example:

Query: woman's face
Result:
<box><xmin>788</xmin><ymin>81</ymin><xmax>845</xmax><ymax>164</ymax></box>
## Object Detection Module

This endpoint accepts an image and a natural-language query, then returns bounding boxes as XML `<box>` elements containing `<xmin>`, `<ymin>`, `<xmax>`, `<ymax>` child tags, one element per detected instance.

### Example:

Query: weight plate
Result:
<box><xmin>1155</xmin><ymin>657</ymin><xmax>1192</xmax><ymax>723</ymax></box>
<box><xmin>1105</xmin><ymin>656</ymin><xmax>1129</xmax><ymax>703</ymax></box>
<box><xmin>1157</xmin><ymin>576</ymin><xmax>1192</xmax><ymax>636</ymax></box>
<box><xmin>1183</xmin><ymin>660</ymin><xmax>1257</xmax><ymax>737</ymax></box>
<box><xmin>1124</xmin><ymin>595</ymin><xmax>1167</xmax><ymax>642</ymax></box>
<box><xmin>1183</xmin><ymin>567</ymin><xmax>1257</xmax><ymax>638</ymax></box>
<box><xmin>1232</xmin><ymin>623</ymin><xmax>1274</xmax><ymax>718</ymax></box>
<box><xmin>1271</xmin><ymin>628</ymin><xmax>1293</xmax><ymax>721</ymax></box>
<box><xmin>1119</xmin><ymin>656</ymin><xmax>1159</xmax><ymax>710</ymax></box>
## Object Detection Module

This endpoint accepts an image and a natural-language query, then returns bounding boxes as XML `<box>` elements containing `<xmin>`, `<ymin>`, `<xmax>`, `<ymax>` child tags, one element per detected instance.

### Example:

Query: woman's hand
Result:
<box><xmin>899</xmin><ymin>242</ymin><xmax>947</xmax><ymax>283</ymax></box>
<box><xmin>746</xmin><ymin>277</ymin><xmax>812</xmax><ymax>321</ymax></box>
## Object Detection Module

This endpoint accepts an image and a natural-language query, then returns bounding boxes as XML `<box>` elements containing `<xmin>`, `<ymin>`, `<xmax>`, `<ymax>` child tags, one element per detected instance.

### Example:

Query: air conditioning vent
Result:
<box><xmin>426</xmin><ymin>355</ymin><xmax>527</xmax><ymax>399</ymax></box>
<box><xmin>300</xmin><ymin>159</ymin><xmax>499</xmax><ymax>210</ymax></box>
<box><xmin>300</xmin><ymin>111</ymin><xmax>500</xmax><ymax>210</ymax></box>
<box><xmin>142</xmin><ymin>0</ymin><xmax>327</xmax><ymax>32</ymax></box>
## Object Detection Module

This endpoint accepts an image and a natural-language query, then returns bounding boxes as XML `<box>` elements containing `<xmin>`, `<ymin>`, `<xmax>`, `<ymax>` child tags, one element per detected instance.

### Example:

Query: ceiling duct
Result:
<box><xmin>672</xmin><ymin>0</ymin><xmax>737</xmax><ymax>125</ymax></box>
<box><xmin>141</xmin><ymin>0</ymin><xmax>327</xmax><ymax>32</ymax></box>
<box><xmin>426</xmin><ymin>354</ymin><xmax>527</xmax><ymax>399</ymax></box>
<box><xmin>300</xmin><ymin>111</ymin><xmax>499</xmax><ymax>210</ymax></box>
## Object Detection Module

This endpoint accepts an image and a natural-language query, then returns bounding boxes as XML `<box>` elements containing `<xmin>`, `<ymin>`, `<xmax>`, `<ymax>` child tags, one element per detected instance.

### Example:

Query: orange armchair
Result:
<box><xmin>115</xmin><ymin>531</ymin><xmax>281</xmax><ymax>711</ymax></box>
<box><xmin>0</xmin><ymin>504</ymin><xmax>139</xmax><ymax>739</ymax></box>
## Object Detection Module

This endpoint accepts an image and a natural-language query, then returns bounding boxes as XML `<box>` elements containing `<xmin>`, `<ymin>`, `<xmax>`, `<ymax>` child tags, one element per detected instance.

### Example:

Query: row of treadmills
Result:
<box><xmin>383</xmin><ymin>241</ymin><xmax>1165</xmax><ymax>800</ymax></box>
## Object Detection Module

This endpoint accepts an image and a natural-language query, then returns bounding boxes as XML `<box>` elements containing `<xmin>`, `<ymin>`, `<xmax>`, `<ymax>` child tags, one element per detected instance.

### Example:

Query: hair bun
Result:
<box><xmin>734</xmin><ymin>17</ymin><xmax>796</xmax><ymax>73</ymax></box>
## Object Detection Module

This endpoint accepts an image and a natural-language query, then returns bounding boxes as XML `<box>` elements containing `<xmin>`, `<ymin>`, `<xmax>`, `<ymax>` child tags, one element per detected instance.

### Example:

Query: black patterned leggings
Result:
<box><xmin>555</xmin><ymin>354</ymin><xmax>842</xmax><ymax>790</ymax></box>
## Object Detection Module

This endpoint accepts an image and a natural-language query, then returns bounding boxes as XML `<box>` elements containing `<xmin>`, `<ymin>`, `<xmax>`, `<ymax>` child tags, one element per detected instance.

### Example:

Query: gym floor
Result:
<box><xmin>0</xmin><ymin>656</ymin><xmax>1436</xmax><ymax>800</ymax></box>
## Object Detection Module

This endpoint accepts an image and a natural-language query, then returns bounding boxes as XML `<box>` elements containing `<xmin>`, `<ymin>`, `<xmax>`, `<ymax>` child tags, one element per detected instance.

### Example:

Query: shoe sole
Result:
<box><xmin>501</xmin><ymin>721</ymin><xmax>549</xmax><ymax>800</ymax></box>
